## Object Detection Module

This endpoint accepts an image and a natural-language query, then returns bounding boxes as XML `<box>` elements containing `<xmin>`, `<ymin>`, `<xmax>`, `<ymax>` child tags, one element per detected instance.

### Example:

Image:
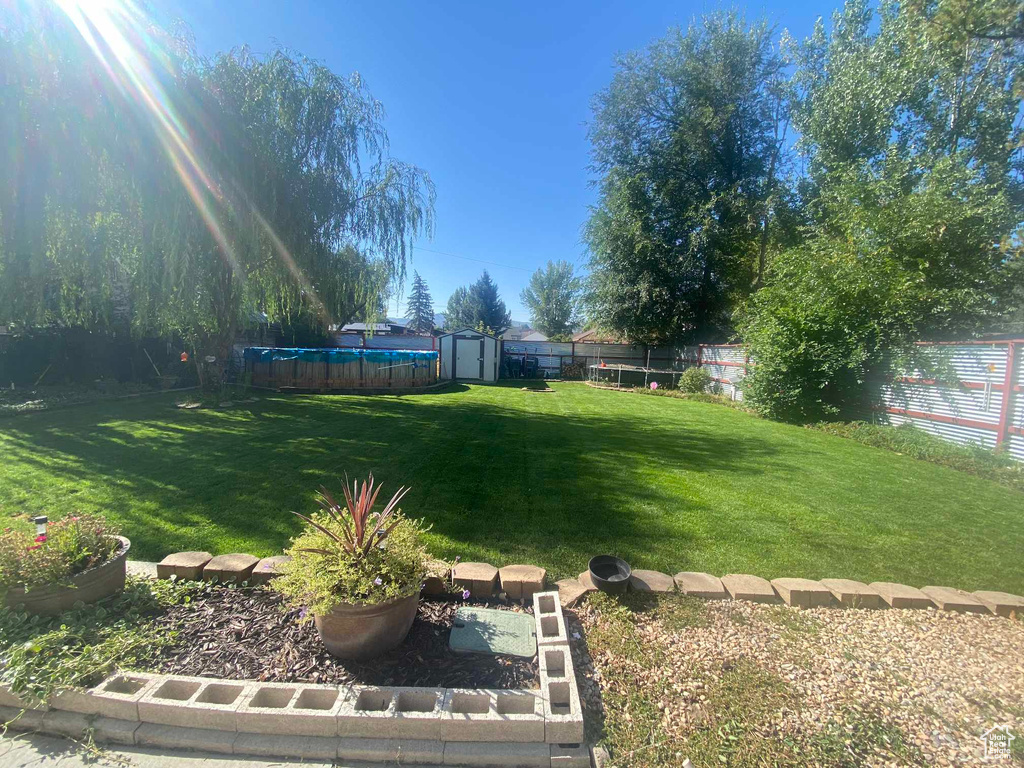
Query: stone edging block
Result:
<box><xmin>452</xmin><ymin>562</ymin><xmax>498</xmax><ymax>598</ymax></box>
<box><xmin>499</xmin><ymin>564</ymin><xmax>547</xmax><ymax>600</ymax></box>
<box><xmin>922</xmin><ymin>586</ymin><xmax>988</xmax><ymax>614</ymax></box>
<box><xmin>629</xmin><ymin>569</ymin><xmax>675</xmax><ymax>593</ymax></box>
<box><xmin>972</xmin><ymin>590</ymin><xmax>1024</xmax><ymax>618</ymax></box>
<box><xmin>674</xmin><ymin>572</ymin><xmax>728</xmax><ymax>599</ymax></box>
<box><xmin>819</xmin><ymin>579</ymin><xmax>882</xmax><ymax>609</ymax></box>
<box><xmin>156</xmin><ymin>551</ymin><xmax>212</xmax><ymax>580</ymax></box>
<box><xmin>722</xmin><ymin>574</ymin><xmax>780</xmax><ymax>603</ymax></box>
<box><xmin>533</xmin><ymin>591</ymin><xmax>569</xmax><ymax>646</ymax></box>
<box><xmin>869</xmin><ymin>582</ymin><xmax>935</xmax><ymax>610</ymax></box>
<box><xmin>771</xmin><ymin>578</ymin><xmax>834</xmax><ymax>608</ymax></box>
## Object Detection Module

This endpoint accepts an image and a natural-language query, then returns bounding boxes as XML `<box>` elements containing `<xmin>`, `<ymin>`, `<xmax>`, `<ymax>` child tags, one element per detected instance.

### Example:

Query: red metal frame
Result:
<box><xmin>996</xmin><ymin>341</ymin><xmax>1018</xmax><ymax>447</ymax></box>
<box><xmin>884</xmin><ymin>406</ymin><xmax>996</xmax><ymax>433</ymax></box>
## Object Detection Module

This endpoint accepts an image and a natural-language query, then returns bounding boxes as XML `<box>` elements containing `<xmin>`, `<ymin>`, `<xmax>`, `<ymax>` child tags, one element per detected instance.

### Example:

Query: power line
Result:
<box><xmin>413</xmin><ymin>246</ymin><xmax>532</xmax><ymax>273</ymax></box>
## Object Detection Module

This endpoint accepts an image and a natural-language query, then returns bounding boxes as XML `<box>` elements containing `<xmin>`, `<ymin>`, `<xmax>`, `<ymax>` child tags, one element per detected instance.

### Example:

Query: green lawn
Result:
<box><xmin>1</xmin><ymin>382</ymin><xmax>1021</xmax><ymax>592</ymax></box>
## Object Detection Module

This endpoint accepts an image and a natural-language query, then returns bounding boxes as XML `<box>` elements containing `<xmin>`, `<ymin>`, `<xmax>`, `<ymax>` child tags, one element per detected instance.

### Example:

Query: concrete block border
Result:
<box><xmin>4</xmin><ymin>589</ymin><xmax>586</xmax><ymax>767</ymax></box>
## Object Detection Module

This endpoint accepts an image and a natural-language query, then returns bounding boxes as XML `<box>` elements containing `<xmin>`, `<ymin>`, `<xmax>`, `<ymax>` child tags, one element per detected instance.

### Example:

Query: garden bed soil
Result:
<box><xmin>149</xmin><ymin>585</ymin><xmax>537</xmax><ymax>689</ymax></box>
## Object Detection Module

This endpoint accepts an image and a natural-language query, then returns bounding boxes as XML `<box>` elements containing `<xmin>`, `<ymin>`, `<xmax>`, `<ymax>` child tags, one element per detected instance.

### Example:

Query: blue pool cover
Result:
<box><xmin>243</xmin><ymin>347</ymin><xmax>438</xmax><ymax>365</ymax></box>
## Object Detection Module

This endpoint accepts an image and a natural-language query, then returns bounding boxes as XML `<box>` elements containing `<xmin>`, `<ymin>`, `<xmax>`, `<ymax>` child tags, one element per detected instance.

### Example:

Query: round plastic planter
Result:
<box><xmin>588</xmin><ymin>555</ymin><xmax>632</xmax><ymax>595</ymax></box>
<box><xmin>3</xmin><ymin>535</ymin><xmax>131</xmax><ymax>616</ymax></box>
<box><xmin>314</xmin><ymin>592</ymin><xmax>419</xmax><ymax>660</ymax></box>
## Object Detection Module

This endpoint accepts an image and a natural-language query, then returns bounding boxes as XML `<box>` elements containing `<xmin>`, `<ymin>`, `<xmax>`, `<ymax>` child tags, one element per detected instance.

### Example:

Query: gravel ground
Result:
<box><xmin>574</xmin><ymin>595</ymin><xmax>1024</xmax><ymax>766</ymax></box>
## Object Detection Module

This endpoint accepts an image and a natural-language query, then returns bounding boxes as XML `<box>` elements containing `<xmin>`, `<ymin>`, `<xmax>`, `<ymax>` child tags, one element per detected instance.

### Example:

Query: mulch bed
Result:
<box><xmin>149</xmin><ymin>585</ymin><xmax>538</xmax><ymax>689</ymax></box>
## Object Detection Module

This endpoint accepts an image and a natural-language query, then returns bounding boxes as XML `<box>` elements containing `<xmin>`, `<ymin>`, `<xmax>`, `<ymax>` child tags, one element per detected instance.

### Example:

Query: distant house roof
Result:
<box><xmin>572</xmin><ymin>328</ymin><xmax>626</xmax><ymax>343</ymax></box>
<box><xmin>340</xmin><ymin>322</ymin><xmax>410</xmax><ymax>334</ymax></box>
<box><xmin>521</xmin><ymin>330</ymin><xmax>549</xmax><ymax>342</ymax></box>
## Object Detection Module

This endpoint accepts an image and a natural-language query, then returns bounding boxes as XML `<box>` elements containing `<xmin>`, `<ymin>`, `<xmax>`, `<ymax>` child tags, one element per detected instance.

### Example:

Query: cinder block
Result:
<box><xmin>202</xmin><ymin>553</ymin><xmax>259</xmax><ymax>584</ymax></box>
<box><xmin>338</xmin><ymin>737</ymin><xmax>445</xmax><ymax>764</ymax></box>
<box><xmin>339</xmin><ymin>685</ymin><xmax>445</xmax><ymax>740</ymax></box>
<box><xmin>138</xmin><ymin>676</ymin><xmax>251</xmax><ymax>730</ymax></box>
<box><xmin>42</xmin><ymin>709</ymin><xmax>91</xmax><ymax>739</ymax></box>
<box><xmin>237</xmin><ymin>682</ymin><xmax>344</xmax><ymax>736</ymax></box>
<box><xmin>392</xmin><ymin>686</ymin><xmax>446</xmax><ymax>740</ymax></box>
<box><xmin>440</xmin><ymin>687</ymin><xmax>544</xmax><ymax>743</ymax></box>
<box><xmin>443</xmin><ymin>740</ymin><xmax>550</xmax><ymax>766</ymax></box>
<box><xmin>499</xmin><ymin>564</ymin><xmax>547</xmax><ymax>600</ymax></box>
<box><xmin>91</xmin><ymin>716</ymin><xmax>140</xmax><ymax>746</ymax></box>
<box><xmin>555</xmin><ymin>579</ymin><xmax>590</xmax><ymax>608</ymax></box>
<box><xmin>551</xmin><ymin>743</ymin><xmax>591</xmax><ymax>767</ymax></box>
<box><xmin>156</xmin><ymin>551</ymin><xmax>212</xmax><ymax>580</ymax></box>
<box><xmin>539</xmin><ymin>649</ymin><xmax>584</xmax><ymax>745</ymax></box>
<box><xmin>921</xmin><ymin>586</ymin><xmax>988</xmax><ymax>614</ymax></box>
<box><xmin>674</xmin><ymin>572</ymin><xmax>728</xmax><ymax>599</ymax></box>
<box><xmin>629</xmin><ymin>569</ymin><xmax>675</xmax><ymax>593</ymax></box>
<box><xmin>233</xmin><ymin>732</ymin><xmax>339</xmax><ymax>759</ymax></box>
<box><xmin>973</xmin><ymin>590</ymin><xmax>1024</xmax><ymax>618</ymax></box>
<box><xmin>134</xmin><ymin>722</ymin><xmax>236</xmax><ymax>753</ymax></box>
<box><xmin>249</xmin><ymin>555</ymin><xmax>290</xmax><ymax>586</ymax></box>
<box><xmin>0</xmin><ymin>705</ymin><xmax>46</xmax><ymax>731</ymax></box>
<box><xmin>423</xmin><ymin>559</ymin><xmax>452</xmax><ymax>596</ymax></box>
<box><xmin>533</xmin><ymin>591</ymin><xmax>568</xmax><ymax>646</ymax></box>
<box><xmin>771</xmin><ymin>578</ymin><xmax>834</xmax><ymax>608</ymax></box>
<box><xmin>869</xmin><ymin>582</ymin><xmax>935</xmax><ymax>610</ymax></box>
<box><xmin>819</xmin><ymin>579</ymin><xmax>883</xmax><ymax>609</ymax></box>
<box><xmin>51</xmin><ymin>672</ymin><xmax>161</xmax><ymax>720</ymax></box>
<box><xmin>452</xmin><ymin>562</ymin><xmax>499</xmax><ymax>598</ymax></box>
<box><xmin>722</xmin><ymin>574</ymin><xmax>781</xmax><ymax>603</ymax></box>
<box><xmin>539</xmin><ymin>646</ymin><xmax>584</xmax><ymax>744</ymax></box>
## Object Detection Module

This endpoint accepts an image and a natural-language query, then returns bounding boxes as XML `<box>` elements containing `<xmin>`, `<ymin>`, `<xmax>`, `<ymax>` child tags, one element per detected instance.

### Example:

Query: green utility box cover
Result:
<box><xmin>449</xmin><ymin>607</ymin><xmax>537</xmax><ymax>658</ymax></box>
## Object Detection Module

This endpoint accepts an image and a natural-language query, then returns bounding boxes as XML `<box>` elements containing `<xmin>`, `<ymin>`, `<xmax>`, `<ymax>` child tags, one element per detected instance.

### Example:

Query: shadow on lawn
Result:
<box><xmin>0</xmin><ymin>389</ymin><xmax>788</xmax><ymax>574</ymax></box>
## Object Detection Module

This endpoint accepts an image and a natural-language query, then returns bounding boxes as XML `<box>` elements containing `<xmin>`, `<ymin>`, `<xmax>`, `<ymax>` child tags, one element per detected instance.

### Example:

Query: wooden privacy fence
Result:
<box><xmin>243</xmin><ymin>347</ymin><xmax>439</xmax><ymax>391</ymax></box>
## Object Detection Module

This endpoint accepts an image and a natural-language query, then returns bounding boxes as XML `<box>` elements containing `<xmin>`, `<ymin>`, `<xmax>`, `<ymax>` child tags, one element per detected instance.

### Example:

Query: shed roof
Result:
<box><xmin>438</xmin><ymin>327</ymin><xmax>498</xmax><ymax>340</ymax></box>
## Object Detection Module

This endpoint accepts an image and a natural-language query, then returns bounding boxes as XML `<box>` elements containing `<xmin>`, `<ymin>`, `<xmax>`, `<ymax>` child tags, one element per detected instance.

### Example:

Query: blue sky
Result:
<box><xmin>158</xmin><ymin>0</ymin><xmax>831</xmax><ymax>322</ymax></box>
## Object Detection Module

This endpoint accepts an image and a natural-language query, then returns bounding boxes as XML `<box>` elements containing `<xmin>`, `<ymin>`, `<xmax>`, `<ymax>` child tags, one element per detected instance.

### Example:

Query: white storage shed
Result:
<box><xmin>439</xmin><ymin>328</ymin><xmax>500</xmax><ymax>382</ymax></box>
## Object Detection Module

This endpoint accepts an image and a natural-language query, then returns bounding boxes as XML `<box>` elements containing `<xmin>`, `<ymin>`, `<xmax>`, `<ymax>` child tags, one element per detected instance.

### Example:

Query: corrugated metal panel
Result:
<box><xmin>1006</xmin><ymin>435</ymin><xmax>1024</xmax><ymax>463</ymax></box>
<box><xmin>882</xmin><ymin>383</ymin><xmax>1002</xmax><ymax>426</ymax></box>
<box><xmin>364</xmin><ymin>335</ymin><xmax>435</xmax><ymax>350</ymax></box>
<box><xmin>887</xmin><ymin>412</ymin><xmax>997</xmax><ymax>450</ymax></box>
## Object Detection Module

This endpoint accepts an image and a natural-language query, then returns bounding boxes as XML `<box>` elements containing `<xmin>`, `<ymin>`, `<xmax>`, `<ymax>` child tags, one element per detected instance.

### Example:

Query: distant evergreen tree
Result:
<box><xmin>443</xmin><ymin>271</ymin><xmax>511</xmax><ymax>334</ymax></box>
<box><xmin>406</xmin><ymin>272</ymin><xmax>434</xmax><ymax>332</ymax></box>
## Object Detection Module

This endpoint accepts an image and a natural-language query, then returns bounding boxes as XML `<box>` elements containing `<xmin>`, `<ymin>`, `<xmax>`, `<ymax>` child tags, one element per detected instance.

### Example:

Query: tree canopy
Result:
<box><xmin>740</xmin><ymin>0</ymin><xmax>1023</xmax><ymax>420</ymax></box>
<box><xmin>521</xmin><ymin>261</ymin><xmax>581</xmax><ymax>338</ymax></box>
<box><xmin>584</xmin><ymin>11</ymin><xmax>796</xmax><ymax>344</ymax></box>
<box><xmin>0</xmin><ymin>3</ymin><xmax>434</xmax><ymax>357</ymax></box>
<box><xmin>405</xmin><ymin>272</ymin><xmax>434</xmax><ymax>333</ymax></box>
<box><xmin>444</xmin><ymin>271</ymin><xmax>511</xmax><ymax>335</ymax></box>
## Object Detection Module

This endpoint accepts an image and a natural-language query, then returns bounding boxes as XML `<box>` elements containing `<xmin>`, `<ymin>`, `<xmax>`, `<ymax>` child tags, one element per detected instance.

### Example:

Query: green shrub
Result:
<box><xmin>0</xmin><ymin>514</ymin><xmax>120</xmax><ymax>591</ymax></box>
<box><xmin>678</xmin><ymin>366</ymin><xmax>713</xmax><ymax>394</ymax></box>
<box><xmin>274</xmin><ymin>478</ymin><xmax>431</xmax><ymax>616</ymax></box>
<box><xmin>810</xmin><ymin>421</ymin><xmax>1023</xmax><ymax>492</ymax></box>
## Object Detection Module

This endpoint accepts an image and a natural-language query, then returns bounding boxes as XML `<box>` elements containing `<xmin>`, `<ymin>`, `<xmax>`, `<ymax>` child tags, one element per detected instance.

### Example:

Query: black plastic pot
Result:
<box><xmin>588</xmin><ymin>555</ymin><xmax>631</xmax><ymax>595</ymax></box>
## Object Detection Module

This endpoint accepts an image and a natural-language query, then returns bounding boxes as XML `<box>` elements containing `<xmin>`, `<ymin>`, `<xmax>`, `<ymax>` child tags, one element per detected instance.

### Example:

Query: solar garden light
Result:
<box><xmin>33</xmin><ymin>515</ymin><xmax>48</xmax><ymax>536</ymax></box>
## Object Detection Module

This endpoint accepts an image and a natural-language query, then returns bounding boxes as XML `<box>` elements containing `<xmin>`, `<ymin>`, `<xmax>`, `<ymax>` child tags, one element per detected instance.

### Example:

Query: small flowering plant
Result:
<box><xmin>0</xmin><ymin>514</ymin><xmax>121</xmax><ymax>592</ymax></box>
<box><xmin>274</xmin><ymin>476</ymin><xmax>431</xmax><ymax>617</ymax></box>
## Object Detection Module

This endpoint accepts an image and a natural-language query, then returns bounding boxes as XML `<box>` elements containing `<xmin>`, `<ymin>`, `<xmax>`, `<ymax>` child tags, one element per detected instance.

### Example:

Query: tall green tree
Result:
<box><xmin>443</xmin><ymin>271</ymin><xmax>511</xmax><ymax>334</ymax></box>
<box><xmin>0</xmin><ymin>4</ymin><xmax>434</xmax><ymax>366</ymax></box>
<box><xmin>521</xmin><ymin>261</ymin><xmax>580</xmax><ymax>338</ymax></box>
<box><xmin>584</xmin><ymin>11</ymin><xmax>796</xmax><ymax>344</ymax></box>
<box><xmin>740</xmin><ymin>0</ymin><xmax>1023</xmax><ymax>421</ymax></box>
<box><xmin>405</xmin><ymin>271</ymin><xmax>434</xmax><ymax>333</ymax></box>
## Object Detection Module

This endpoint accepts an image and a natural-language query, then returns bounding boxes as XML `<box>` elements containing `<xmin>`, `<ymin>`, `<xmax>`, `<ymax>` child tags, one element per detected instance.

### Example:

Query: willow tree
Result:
<box><xmin>0</xmin><ymin>3</ymin><xmax>433</xmax><ymax>366</ymax></box>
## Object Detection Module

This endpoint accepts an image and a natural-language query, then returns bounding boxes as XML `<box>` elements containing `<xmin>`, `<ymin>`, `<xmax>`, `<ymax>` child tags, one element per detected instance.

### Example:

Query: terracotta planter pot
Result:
<box><xmin>3</xmin><ymin>536</ymin><xmax>131</xmax><ymax>616</ymax></box>
<box><xmin>314</xmin><ymin>592</ymin><xmax>419</xmax><ymax>660</ymax></box>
